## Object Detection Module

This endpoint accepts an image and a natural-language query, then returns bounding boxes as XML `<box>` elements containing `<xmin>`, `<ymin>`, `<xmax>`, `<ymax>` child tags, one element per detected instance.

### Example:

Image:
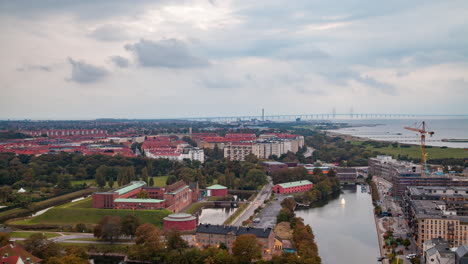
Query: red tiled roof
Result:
<box><xmin>0</xmin><ymin>242</ymin><xmax>41</xmax><ymax>263</ymax></box>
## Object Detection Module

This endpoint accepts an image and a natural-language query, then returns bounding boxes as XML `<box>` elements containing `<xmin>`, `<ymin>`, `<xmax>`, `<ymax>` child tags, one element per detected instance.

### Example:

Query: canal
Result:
<box><xmin>198</xmin><ymin>207</ymin><xmax>235</xmax><ymax>225</ymax></box>
<box><xmin>295</xmin><ymin>185</ymin><xmax>380</xmax><ymax>264</ymax></box>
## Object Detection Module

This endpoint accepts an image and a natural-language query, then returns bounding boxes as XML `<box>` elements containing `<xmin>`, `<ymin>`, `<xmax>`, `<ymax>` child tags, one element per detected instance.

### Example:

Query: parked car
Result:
<box><xmin>406</xmin><ymin>254</ymin><xmax>416</xmax><ymax>259</ymax></box>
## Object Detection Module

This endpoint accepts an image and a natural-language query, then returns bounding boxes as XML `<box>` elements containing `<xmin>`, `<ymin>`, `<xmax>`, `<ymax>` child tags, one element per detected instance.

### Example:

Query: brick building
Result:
<box><xmin>260</xmin><ymin>161</ymin><xmax>288</xmax><ymax>174</ymax></box>
<box><xmin>206</xmin><ymin>184</ymin><xmax>228</xmax><ymax>197</ymax></box>
<box><xmin>92</xmin><ymin>180</ymin><xmax>196</xmax><ymax>213</ymax></box>
<box><xmin>272</xmin><ymin>180</ymin><xmax>313</xmax><ymax>194</ymax></box>
<box><xmin>336</xmin><ymin>167</ymin><xmax>357</xmax><ymax>184</ymax></box>
<box><xmin>195</xmin><ymin>224</ymin><xmax>276</xmax><ymax>259</ymax></box>
<box><xmin>163</xmin><ymin>213</ymin><xmax>197</xmax><ymax>231</ymax></box>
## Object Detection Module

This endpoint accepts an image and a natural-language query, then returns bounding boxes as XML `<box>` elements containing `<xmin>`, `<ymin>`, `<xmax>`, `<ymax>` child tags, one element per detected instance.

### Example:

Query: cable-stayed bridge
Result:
<box><xmin>181</xmin><ymin>113</ymin><xmax>468</xmax><ymax>122</ymax></box>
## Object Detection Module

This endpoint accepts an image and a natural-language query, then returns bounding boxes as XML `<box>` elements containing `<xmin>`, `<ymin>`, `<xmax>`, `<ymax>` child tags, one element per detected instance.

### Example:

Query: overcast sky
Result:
<box><xmin>0</xmin><ymin>0</ymin><xmax>467</xmax><ymax>119</ymax></box>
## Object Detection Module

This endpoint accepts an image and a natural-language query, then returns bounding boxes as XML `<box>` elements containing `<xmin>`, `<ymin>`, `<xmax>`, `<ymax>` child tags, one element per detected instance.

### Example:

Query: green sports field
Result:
<box><xmin>356</xmin><ymin>143</ymin><xmax>467</xmax><ymax>159</ymax></box>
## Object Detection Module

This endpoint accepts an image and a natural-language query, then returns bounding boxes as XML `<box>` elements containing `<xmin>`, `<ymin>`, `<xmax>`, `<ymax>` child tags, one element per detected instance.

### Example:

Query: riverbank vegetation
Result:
<box><xmin>367</xmin><ymin>176</ymin><xmax>382</xmax><ymax>215</ymax></box>
<box><xmin>275</xmin><ymin>197</ymin><xmax>321</xmax><ymax>264</ymax></box>
<box><xmin>272</xmin><ymin>167</ymin><xmax>341</xmax><ymax>207</ymax></box>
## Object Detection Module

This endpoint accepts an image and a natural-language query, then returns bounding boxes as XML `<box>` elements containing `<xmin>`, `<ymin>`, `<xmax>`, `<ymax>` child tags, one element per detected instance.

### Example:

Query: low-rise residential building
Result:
<box><xmin>455</xmin><ymin>244</ymin><xmax>468</xmax><ymax>263</ymax></box>
<box><xmin>195</xmin><ymin>224</ymin><xmax>276</xmax><ymax>259</ymax></box>
<box><xmin>0</xmin><ymin>242</ymin><xmax>41</xmax><ymax>264</ymax></box>
<box><xmin>423</xmin><ymin>238</ymin><xmax>455</xmax><ymax>264</ymax></box>
<box><xmin>272</xmin><ymin>180</ymin><xmax>313</xmax><ymax>194</ymax></box>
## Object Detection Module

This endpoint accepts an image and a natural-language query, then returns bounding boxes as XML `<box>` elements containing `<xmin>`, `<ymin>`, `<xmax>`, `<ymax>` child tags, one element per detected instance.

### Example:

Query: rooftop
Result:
<box><xmin>206</xmin><ymin>184</ymin><xmax>227</xmax><ymax>190</ymax></box>
<box><xmin>114</xmin><ymin>198</ymin><xmax>164</xmax><ymax>203</ymax></box>
<box><xmin>196</xmin><ymin>224</ymin><xmax>273</xmax><ymax>238</ymax></box>
<box><xmin>276</xmin><ymin>180</ymin><xmax>313</xmax><ymax>189</ymax></box>
<box><xmin>164</xmin><ymin>213</ymin><xmax>196</xmax><ymax>222</ymax></box>
<box><xmin>261</xmin><ymin>161</ymin><xmax>287</xmax><ymax>165</ymax></box>
<box><xmin>115</xmin><ymin>181</ymin><xmax>146</xmax><ymax>196</ymax></box>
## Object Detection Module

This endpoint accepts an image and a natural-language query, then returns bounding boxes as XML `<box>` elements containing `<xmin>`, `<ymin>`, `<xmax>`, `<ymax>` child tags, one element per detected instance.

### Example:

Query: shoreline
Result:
<box><xmin>325</xmin><ymin>130</ymin><xmax>468</xmax><ymax>150</ymax></box>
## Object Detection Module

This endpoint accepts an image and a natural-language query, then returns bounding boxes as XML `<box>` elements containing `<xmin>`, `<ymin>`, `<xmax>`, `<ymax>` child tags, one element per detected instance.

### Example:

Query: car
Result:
<box><xmin>406</xmin><ymin>254</ymin><xmax>416</xmax><ymax>259</ymax></box>
<box><xmin>253</xmin><ymin>218</ymin><xmax>260</xmax><ymax>223</ymax></box>
<box><xmin>377</xmin><ymin>256</ymin><xmax>386</xmax><ymax>261</ymax></box>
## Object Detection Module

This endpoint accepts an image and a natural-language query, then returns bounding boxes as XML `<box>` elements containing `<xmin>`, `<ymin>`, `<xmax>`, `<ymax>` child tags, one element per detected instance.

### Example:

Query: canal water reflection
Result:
<box><xmin>198</xmin><ymin>207</ymin><xmax>235</xmax><ymax>225</ymax></box>
<box><xmin>295</xmin><ymin>185</ymin><xmax>380</xmax><ymax>264</ymax></box>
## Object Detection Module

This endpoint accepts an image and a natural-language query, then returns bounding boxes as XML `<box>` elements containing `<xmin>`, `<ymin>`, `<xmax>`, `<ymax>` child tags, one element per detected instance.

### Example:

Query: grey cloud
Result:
<box><xmin>0</xmin><ymin>0</ymin><xmax>170</xmax><ymax>20</ymax></box>
<box><xmin>319</xmin><ymin>69</ymin><xmax>396</xmax><ymax>95</ymax></box>
<box><xmin>295</xmin><ymin>86</ymin><xmax>326</xmax><ymax>95</ymax></box>
<box><xmin>16</xmin><ymin>64</ymin><xmax>51</xmax><ymax>72</ymax></box>
<box><xmin>67</xmin><ymin>58</ymin><xmax>108</xmax><ymax>83</ymax></box>
<box><xmin>125</xmin><ymin>39</ymin><xmax>210</xmax><ymax>68</ymax></box>
<box><xmin>274</xmin><ymin>46</ymin><xmax>330</xmax><ymax>61</ymax></box>
<box><xmin>110</xmin><ymin>56</ymin><xmax>130</xmax><ymax>68</ymax></box>
<box><xmin>449</xmin><ymin>78</ymin><xmax>468</xmax><ymax>93</ymax></box>
<box><xmin>200</xmin><ymin>78</ymin><xmax>240</xmax><ymax>89</ymax></box>
<box><xmin>356</xmin><ymin>75</ymin><xmax>397</xmax><ymax>95</ymax></box>
<box><xmin>89</xmin><ymin>25</ymin><xmax>129</xmax><ymax>42</ymax></box>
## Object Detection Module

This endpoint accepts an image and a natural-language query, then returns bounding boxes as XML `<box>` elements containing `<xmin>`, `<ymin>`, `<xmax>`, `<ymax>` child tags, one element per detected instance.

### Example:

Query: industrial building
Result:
<box><xmin>272</xmin><ymin>180</ymin><xmax>313</xmax><ymax>194</ymax></box>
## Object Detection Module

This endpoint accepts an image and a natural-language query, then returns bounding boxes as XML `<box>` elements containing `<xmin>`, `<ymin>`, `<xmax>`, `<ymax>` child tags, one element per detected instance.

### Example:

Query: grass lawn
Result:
<box><xmin>354</xmin><ymin>142</ymin><xmax>467</xmax><ymax>159</ymax></box>
<box><xmin>57</xmin><ymin>197</ymin><xmax>92</xmax><ymax>209</ymax></box>
<box><xmin>148</xmin><ymin>176</ymin><xmax>168</xmax><ymax>187</ymax></box>
<box><xmin>185</xmin><ymin>202</ymin><xmax>209</xmax><ymax>214</ymax></box>
<box><xmin>223</xmin><ymin>203</ymin><xmax>249</xmax><ymax>225</ymax></box>
<box><xmin>10</xmin><ymin>207</ymin><xmax>171</xmax><ymax>227</ymax></box>
<box><xmin>10</xmin><ymin>231</ymin><xmax>61</xmax><ymax>239</ymax></box>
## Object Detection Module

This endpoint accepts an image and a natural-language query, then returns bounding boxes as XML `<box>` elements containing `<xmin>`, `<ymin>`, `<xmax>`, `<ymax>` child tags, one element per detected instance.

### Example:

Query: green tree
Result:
<box><xmin>57</xmin><ymin>174</ymin><xmax>72</xmax><ymax>190</ymax></box>
<box><xmin>165</xmin><ymin>229</ymin><xmax>188</xmax><ymax>251</ymax></box>
<box><xmin>23</xmin><ymin>233</ymin><xmax>62</xmax><ymax>260</ymax></box>
<box><xmin>141</xmin><ymin>167</ymin><xmax>149</xmax><ymax>184</ymax></box>
<box><xmin>93</xmin><ymin>216</ymin><xmax>121</xmax><ymax>242</ymax></box>
<box><xmin>166</xmin><ymin>175</ymin><xmax>178</xmax><ymax>185</ymax></box>
<box><xmin>129</xmin><ymin>223</ymin><xmax>164</xmax><ymax>261</ymax></box>
<box><xmin>108</xmin><ymin>177</ymin><xmax>114</xmax><ymax>188</ymax></box>
<box><xmin>0</xmin><ymin>186</ymin><xmax>13</xmax><ymax>203</ymax></box>
<box><xmin>74</xmin><ymin>223</ymin><xmax>87</xmax><ymax>233</ymax></box>
<box><xmin>403</xmin><ymin>238</ymin><xmax>411</xmax><ymax>249</ymax></box>
<box><xmin>244</xmin><ymin>154</ymin><xmax>258</xmax><ymax>164</ymax></box>
<box><xmin>232</xmin><ymin>234</ymin><xmax>262</xmax><ymax>264</ymax></box>
<box><xmin>120</xmin><ymin>214</ymin><xmax>140</xmax><ymax>238</ymax></box>
<box><xmin>95</xmin><ymin>166</ymin><xmax>106</xmax><ymax>188</ymax></box>
<box><xmin>243</xmin><ymin>169</ymin><xmax>267</xmax><ymax>190</ymax></box>
<box><xmin>0</xmin><ymin>232</ymin><xmax>10</xmax><ymax>247</ymax></box>
<box><xmin>137</xmin><ymin>190</ymin><xmax>149</xmax><ymax>199</ymax></box>
<box><xmin>149</xmin><ymin>177</ymin><xmax>155</xmax><ymax>187</ymax></box>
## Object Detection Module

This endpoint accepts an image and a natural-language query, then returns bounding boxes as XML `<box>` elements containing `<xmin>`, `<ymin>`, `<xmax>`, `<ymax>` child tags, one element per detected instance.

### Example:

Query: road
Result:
<box><xmin>304</xmin><ymin>147</ymin><xmax>315</xmax><ymax>158</ymax></box>
<box><xmin>374</xmin><ymin>177</ymin><xmax>418</xmax><ymax>264</ymax></box>
<box><xmin>231</xmin><ymin>177</ymin><xmax>273</xmax><ymax>226</ymax></box>
<box><xmin>253</xmin><ymin>195</ymin><xmax>286</xmax><ymax>229</ymax></box>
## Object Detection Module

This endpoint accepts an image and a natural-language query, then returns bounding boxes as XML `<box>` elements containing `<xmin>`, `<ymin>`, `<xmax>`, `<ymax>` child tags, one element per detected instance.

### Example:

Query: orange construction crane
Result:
<box><xmin>404</xmin><ymin>121</ymin><xmax>434</xmax><ymax>176</ymax></box>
